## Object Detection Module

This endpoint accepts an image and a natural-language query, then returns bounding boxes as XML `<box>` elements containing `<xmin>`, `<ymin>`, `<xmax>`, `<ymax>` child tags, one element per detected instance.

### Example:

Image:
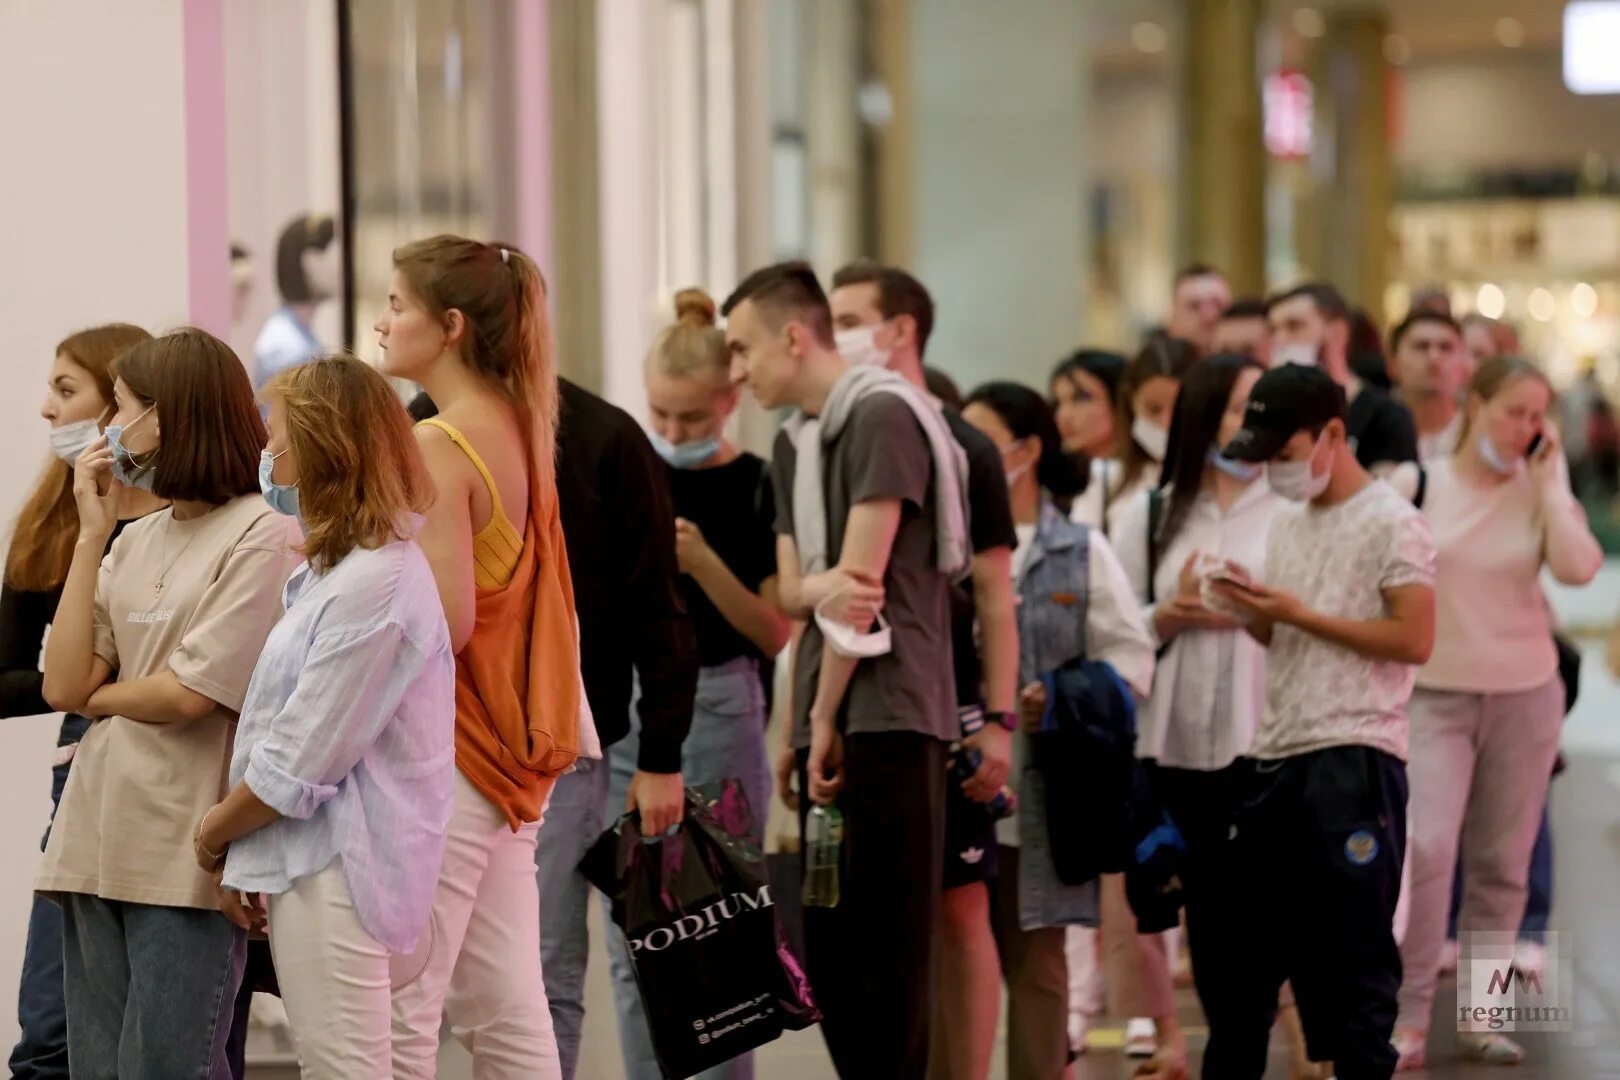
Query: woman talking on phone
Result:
<box><xmin>1393</xmin><ymin>358</ymin><xmax>1602</xmax><ymax>1071</ymax></box>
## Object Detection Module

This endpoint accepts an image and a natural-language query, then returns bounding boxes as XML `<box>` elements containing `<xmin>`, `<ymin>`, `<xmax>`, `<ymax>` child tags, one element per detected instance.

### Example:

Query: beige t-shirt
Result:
<box><xmin>37</xmin><ymin>495</ymin><xmax>300</xmax><ymax>910</ymax></box>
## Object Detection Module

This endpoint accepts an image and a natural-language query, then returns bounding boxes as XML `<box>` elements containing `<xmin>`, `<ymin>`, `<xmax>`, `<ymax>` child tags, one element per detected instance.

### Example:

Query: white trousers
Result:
<box><xmin>269</xmin><ymin>865</ymin><xmax>393</xmax><ymax>1079</ymax></box>
<box><xmin>391</xmin><ymin>770</ymin><xmax>561</xmax><ymax>1079</ymax></box>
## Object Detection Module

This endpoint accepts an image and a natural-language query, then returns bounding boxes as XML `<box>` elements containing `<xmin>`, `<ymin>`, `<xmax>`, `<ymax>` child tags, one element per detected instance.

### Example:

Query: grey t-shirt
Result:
<box><xmin>772</xmin><ymin>394</ymin><xmax>957</xmax><ymax>748</ymax></box>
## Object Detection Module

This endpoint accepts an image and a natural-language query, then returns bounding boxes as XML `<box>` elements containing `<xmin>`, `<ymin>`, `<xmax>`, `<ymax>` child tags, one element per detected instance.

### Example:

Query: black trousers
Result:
<box><xmin>798</xmin><ymin>731</ymin><xmax>947</xmax><ymax>1079</ymax></box>
<box><xmin>1196</xmin><ymin>747</ymin><xmax>1408</xmax><ymax>1080</ymax></box>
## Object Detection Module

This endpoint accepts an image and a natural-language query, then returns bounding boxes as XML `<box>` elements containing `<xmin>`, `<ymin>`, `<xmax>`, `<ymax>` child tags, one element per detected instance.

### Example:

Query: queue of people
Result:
<box><xmin>2</xmin><ymin>245</ymin><xmax>1600</xmax><ymax>1080</ymax></box>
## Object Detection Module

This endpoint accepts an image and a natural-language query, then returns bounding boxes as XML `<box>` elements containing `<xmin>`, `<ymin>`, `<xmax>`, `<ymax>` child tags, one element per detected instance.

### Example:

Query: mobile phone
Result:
<box><xmin>1527</xmin><ymin>432</ymin><xmax>1544</xmax><ymax>457</ymax></box>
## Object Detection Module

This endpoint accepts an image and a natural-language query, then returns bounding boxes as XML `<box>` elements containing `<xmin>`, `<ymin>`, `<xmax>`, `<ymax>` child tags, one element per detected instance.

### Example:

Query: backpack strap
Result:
<box><xmin>1413</xmin><ymin>466</ymin><xmax>1428</xmax><ymax>510</ymax></box>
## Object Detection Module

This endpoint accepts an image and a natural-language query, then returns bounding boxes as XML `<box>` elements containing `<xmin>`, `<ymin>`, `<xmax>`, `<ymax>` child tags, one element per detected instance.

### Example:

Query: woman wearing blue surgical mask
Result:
<box><xmin>3</xmin><ymin>323</ymin><xmax>166</xmax><ymax>1079</ymax></box>
<box><xmin>36</xmin><ymin>329</ymin><xmax>300</xmax><ymax>1080</ymax></box>
<box><xmin>612</xmin><ymin>288</ymin><xmax>791</xmax><ymax>1080</ymax></box>
<box><xmin>194</xmin><ymin>356</ymin><xmax>454</xmax><ymax>1079</ymax></box>
<box><xmin>960</xmin><ymin>381</ymin><xmax>1156</xmax><ymax>1080</ymax></box>
<box><xmin>1393</xmin><ymin>357</ymin><xmax>1602</xmax><ymax>1072</ymax></box>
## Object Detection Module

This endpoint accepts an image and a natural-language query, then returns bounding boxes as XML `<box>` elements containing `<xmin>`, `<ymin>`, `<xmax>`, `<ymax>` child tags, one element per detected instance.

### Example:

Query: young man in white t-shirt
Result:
<box><xmin>1203</xmin><ymin>364</ymin><xmax>1438</xmax><ymax>1079</ymax></box>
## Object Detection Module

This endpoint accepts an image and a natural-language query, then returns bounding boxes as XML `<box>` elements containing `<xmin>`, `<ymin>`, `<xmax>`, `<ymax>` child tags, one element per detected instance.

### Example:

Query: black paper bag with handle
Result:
<box><xmin>581</xmin><ymin>783</ymin><xmax>819</xmax><ymax>1079</ymax></box>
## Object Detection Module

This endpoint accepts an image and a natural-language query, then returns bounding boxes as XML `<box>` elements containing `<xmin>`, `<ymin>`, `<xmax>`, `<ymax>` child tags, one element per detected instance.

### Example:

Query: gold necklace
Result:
<box><xmin>153</xmin><ymin>512</ymin><xmax>202</xmax><ymax>597</ymax></box>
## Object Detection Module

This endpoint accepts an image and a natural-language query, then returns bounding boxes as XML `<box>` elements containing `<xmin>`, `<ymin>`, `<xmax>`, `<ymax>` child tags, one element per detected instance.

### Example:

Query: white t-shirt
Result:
<box><xmin>1249</xmin><ymin>480</ymin><xmax>1436</xmax><ymax>763</ymax></box>
<box><xmin>1070</xmin><ymin>458</ymin><xmax>1158</xmax><ymax>536</ymax></box>
<box><xmin>1112</xmin><ymin>480</ymin><xmax>1281</xmax><ymax>770</ymax></box>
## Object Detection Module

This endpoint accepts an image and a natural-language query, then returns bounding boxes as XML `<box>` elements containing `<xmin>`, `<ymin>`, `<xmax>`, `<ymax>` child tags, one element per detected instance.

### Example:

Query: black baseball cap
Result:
<box><xmin>1221</xmin><ymin>363</ymin><xmax>1348</xmax><ymax>462</ymax></box>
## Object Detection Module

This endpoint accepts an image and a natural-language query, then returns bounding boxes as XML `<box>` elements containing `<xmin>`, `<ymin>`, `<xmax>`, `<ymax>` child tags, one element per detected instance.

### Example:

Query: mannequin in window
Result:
<box><xmin>254</xmin><ymin>214</ymin><xmax>336</xmax><ymax>388</ymax></box>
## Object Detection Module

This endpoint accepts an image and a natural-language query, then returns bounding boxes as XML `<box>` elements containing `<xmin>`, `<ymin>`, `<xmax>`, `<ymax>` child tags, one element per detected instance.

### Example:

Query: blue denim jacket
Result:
<box><xmin>1012</xmin><ymin>498</ymin><xmax>1102</xmax><ymax>929</ymax></box>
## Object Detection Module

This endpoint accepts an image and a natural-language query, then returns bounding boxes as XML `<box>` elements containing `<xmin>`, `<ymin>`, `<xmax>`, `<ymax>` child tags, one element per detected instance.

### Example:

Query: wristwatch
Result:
<box><xmin>987</xmin><ymin>710</ymin><xmax>1017</xmax><ymax>732</ymax></box>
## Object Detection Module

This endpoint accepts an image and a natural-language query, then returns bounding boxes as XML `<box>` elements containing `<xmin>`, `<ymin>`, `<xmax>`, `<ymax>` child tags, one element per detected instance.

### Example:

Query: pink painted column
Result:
<box><xmin>512</xmin><ymin>0</ymin><xmax>552</xmax><ymax>274</ymax></box>
<box><xmin>182</xmin><ymin>0</ymin><xmax>231</xmax><ymax>335</ymax></box>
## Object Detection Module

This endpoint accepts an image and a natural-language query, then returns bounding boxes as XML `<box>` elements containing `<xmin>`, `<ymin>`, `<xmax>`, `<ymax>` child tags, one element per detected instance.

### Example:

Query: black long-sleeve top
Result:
<box><xmin>409</xmin><ymin>380</ymin><xmax>698</xmax><ymax>772</ymax></box>
<box><xmin>0</xmin><ymin>519</ymin><xmax>137</xmax><ymax>719</ymax></box>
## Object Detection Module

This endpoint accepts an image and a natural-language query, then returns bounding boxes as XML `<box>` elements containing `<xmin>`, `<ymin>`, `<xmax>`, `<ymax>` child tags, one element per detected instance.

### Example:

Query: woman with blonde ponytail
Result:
<box><xmin>596</xmin><ymin>290</ymin><xmax>790</xmax><ymax>1079</ymax></box>
<box><xmin>376</xmin><ymin>235</ymin><xmax>593</xmax><ymax>1078</ymax></box>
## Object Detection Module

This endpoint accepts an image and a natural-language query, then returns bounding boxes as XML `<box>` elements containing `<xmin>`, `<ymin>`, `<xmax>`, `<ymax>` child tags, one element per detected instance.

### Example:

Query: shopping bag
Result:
<box><xmin>581</xmin><ymin>784</ymin><xmax>819</xmax><ymax>1079</ymax></box>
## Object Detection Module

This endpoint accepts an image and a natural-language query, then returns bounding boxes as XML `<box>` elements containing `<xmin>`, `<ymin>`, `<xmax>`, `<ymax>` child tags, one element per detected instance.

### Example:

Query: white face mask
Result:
<box><xmin>835</xmin><ymin>323</ymin><xmax>894</xmax><ymax>369</ymax></box>
<box><xmin>1131</xmin><ymin>416</ymin><xmax>1170</xmax><ymax>462</ymax></box>
<box><xmin>812</xmin><ymin>589</ymin><xmax>892</xmax><ymax>659</ymax></box>
<box><xmin>1273</xmin><ymin>342</ymin><xmax>1320</xmax><ymax>369</ymax></box>
<box><xmin>1265</xmin><ymin>433</ymin><xmax>1332</xmax><ymax>502</ymax></box>
<box><xmin>1476</xmin><ymin>431</ymin><xmax>1520</xmax><ymax>476</ymax></box>
<box><xmin>50</xmin><ymin>418</ymin><xmax>101</xmax><ymax>464</ymax></box>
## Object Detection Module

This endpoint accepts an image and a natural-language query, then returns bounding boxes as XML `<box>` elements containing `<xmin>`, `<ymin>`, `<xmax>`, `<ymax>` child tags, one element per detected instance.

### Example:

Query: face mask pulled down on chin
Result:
<box><xmin>1476</xmin><ymin>431</ymin><xmax>1521</xmax><ymax>476</ymax></box>
<box><xmin>1265</xmin><ymin>431</ymin><xmax>1333</xmax><ymax>502</ymax></box>
<box><xmin>105</xmin><ymin>406</ymin><xmax>158</xmax><ymax>493</ymax></box>
<box><xmin>649</xmin><ymin>431</ymin><xmax>720</xmax><ymax>470</ymax></box>
<box><xmin>835</xmin><ymin>323</ymin><xmax>894</xmax><ymax>369</ymax></box>
<box><xmin>50</xmin><ymin>418</ymin><xmax>101</xmax><ymax>464</ymax></box>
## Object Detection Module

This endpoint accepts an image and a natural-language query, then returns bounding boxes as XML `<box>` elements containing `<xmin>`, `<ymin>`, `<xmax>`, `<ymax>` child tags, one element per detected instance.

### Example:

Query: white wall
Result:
<box><xmin>0</xmin><ymin>0</ymin><xmax>194</xmax><ymax>1050</ymax></box>
<box><xmin>910</xmin><ymin>0</ymin><xmax>1089</xmax><ymax>393</ymax></box>
<box><xmin>1397</xmin><ymin>50</ymin><xmax>1620</xmax><ymax>170</ymax></box>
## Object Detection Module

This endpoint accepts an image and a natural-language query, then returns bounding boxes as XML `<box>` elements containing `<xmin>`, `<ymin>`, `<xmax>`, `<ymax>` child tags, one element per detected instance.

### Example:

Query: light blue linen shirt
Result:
<box><xmin>221</xmin><ymin>533</ymin><xmax>456</xmax><ymax>953</ymax></box>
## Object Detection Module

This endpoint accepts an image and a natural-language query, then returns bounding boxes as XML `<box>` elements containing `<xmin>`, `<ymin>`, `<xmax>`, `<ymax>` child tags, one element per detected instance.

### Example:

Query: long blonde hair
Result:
<box><xmin>392</xmin><ymin>236</ymin><xmax>558</xmax><ymax>479</ymax></box>
<box><xmin>644</xmin><ymin>288</ymin><xmax>729</xmax><ymax>387</ymax></box>
<box><xmin>263</xmin><ymin>356</ymin><xmax>434</xmax><ymax>572</ymax></box>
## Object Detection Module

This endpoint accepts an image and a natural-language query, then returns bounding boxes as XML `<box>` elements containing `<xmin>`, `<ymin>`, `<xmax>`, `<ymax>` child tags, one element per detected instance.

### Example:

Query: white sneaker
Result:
<box><xmin>1514</xmin><ymin>940</ymin><xmax>1547</xmax><ymax>979</ymax></box>
<box><xmin>1067</xmin><ymin>1010</ymin><xmax>1095</xmax><ymax>1056</ymax></box>
<box><xmin>1438</xmin><ymin>938</ymin><xmax>1460</xmax><ymax>975</ymax></box>
<box><xmin>1125</xmin><ymin>1017</ymin><xmax>1158</xmax><ymax>1057</ymax></box>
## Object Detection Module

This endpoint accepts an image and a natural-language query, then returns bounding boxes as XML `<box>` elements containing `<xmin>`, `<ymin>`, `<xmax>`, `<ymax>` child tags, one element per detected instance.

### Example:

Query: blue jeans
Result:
<box><xmin>10</xmin><ymin>713</ymin><xmax>90</xmax><ymax>1080</ymax></box>
<box><xmin>537</xmin><ymin>755</ymin><xmax>611</xmax><ymax>1080</ymax></box>
<box><xmin>603</xmin><ymin>658</ymin><xmax>770</xmax><ymax>1080</ymax></box>
<box><xmin>61</xmin><ymin>894</ymin><xmax>245</xmax><ymax>1080</ymax></box>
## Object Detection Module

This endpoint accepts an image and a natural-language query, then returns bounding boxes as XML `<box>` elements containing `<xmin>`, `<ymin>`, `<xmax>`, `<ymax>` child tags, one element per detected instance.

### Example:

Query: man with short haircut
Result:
<box><xmin>1213</xmin><ymin>298</ymin><xmax>1272</xmax><ymax>366</ymax></box>
<box><xmin>1206</xmin><ymin>364</ymin><xmax>1436</xmax><ymax>1079</ymax></box>
<box><xmin>725</xmin><ymin>262</ymin><xmax>967</xmax><ymax>1077</ymax></box>
<box><xmin>1268</xmin><ymin>282</ymin><xmax>1419</xmax><ymax>473</ymax></box>
<box><xmin>829</xmin><ymin>260</ymin><xmax>1019</xmax><ymax>1079</ymax></box>
<box><xmin>1168</xmin><ymin>263</ymin><xmax>1232</xmax><ymax>355</ymax></box>
<box><xmin>1389</xmin><ymin>311</ymin><xmax>1467</xmax><ymax>463</ymax></box>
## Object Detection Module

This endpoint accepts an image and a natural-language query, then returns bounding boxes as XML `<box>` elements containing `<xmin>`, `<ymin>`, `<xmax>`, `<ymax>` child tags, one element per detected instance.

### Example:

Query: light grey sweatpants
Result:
<box><xmin>1396</xmin><ymin>676</ymin><xmax>1563</xmax><ymax>1028</ymax></box>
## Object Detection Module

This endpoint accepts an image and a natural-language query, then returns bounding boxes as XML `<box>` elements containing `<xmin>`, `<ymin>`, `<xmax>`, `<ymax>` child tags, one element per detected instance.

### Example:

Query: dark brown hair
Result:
<box><xmin>113</xmin><ymin>329</ymin><xmax>266</xmax><ymax>504</ymax></box>
<box><xmin>830</xmin><ymin>260</ymin><xmax>936</xmax><ymax>356</ymax></box>
<box><xmin>263</xmin><ymin>356</ymin><xmax>433</xmax><ymax>572</ymax></box>
<box><xmin>7</xmin><ymin>324</ymin><xmax>152</xmax><ymax>591</ymax></box>
<box><xmin>721</xmin><ymin>261</ymin><xmax>835</xmax><ymax>347</ymax></box>
<box><xmin>392</xmin><ymin>236</ymin><xmax>557</xmax><ymax>481</ymax></box>
<box><xmin>1116</xmin><ymin>334</ymin><xmax>1200</xmax><ymax>496</ymax></box>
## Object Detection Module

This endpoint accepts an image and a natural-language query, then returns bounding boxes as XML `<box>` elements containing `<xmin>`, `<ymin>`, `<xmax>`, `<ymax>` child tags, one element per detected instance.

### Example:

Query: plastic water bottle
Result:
<box><xmin>802</xmin><ymin>804</ymin><xmax>843</xmax><ymax>908</ymax></box>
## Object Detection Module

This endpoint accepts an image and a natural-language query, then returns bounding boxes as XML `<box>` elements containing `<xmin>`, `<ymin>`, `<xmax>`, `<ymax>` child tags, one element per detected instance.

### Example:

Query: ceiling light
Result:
<box><xmin>1528</xmin><ymin>288</ymin><xmax>1556</xmax><ymax>322</ymax></box>
<box><xmin>1566</xmin><ymin>2</ymin><xmax>1620</xmax><ymax>94</ymax></box>
<box><xmin>1130</xmin><ymin>21</ymin><xmax>1168</xmax><ymax>55</ymax></box>
<box><xmin>1293</xmin><ymin>7</ymin><xmax>1325</xmax><ymax>39</ymax></box>
<box><xmin>1496</xmin><ymin>17</ymin><xmax>1525</xmax><ymax>48</ymax></box>
<box><xmin>1476</xmin><ymin>283</ymin><xmax>1506</xmax><ymax>320</ymax></box>
<box><xmin>1573</xmin><ymin>282</ymin><xmax>1599</xmax><ymax>318</ymax></box>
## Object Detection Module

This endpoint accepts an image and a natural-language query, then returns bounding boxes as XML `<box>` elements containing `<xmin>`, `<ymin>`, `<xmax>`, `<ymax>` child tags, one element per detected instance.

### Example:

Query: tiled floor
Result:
<box><xmin>248</xmin><ymin>752</ymin><xmax>1620</xmax><ymax>1078</ymax></box>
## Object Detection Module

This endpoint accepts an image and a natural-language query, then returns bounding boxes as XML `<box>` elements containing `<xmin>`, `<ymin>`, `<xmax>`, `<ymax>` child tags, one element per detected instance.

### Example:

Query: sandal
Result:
<box><xmin>1458</xmin><ymin>1032</ymin><xmax>1525</xmax><ymax>1065</ymax></box>
<box><xmin>1393</xmin><ymin>1028</ymin><xmax>1427</xmax><ymax>1072</ymax></box>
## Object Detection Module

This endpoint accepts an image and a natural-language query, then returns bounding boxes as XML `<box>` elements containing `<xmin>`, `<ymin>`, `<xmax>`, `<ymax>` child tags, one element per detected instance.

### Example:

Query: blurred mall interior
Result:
<box><xmin>4</xmin><ymin>1</ymin><xmax>1620</xmax><ymax>1077</ymax></box>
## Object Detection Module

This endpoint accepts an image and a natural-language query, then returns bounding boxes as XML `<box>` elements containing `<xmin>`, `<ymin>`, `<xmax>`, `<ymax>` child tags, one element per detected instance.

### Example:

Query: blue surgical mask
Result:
<box><xmin>105</xmin><ymin>406</ymin><xmax>157</xmax><ymax>492</ymax></box>
<box><xmin>259</xmin><ymin>449</ymin><xmax>301</xmax><ymax>517</ymax></box>
<box><xmin>1476</xmin><ymin>431</ymin><xmax>1519</xmax><ymax>476</ymax></box>
<box><xmin>1208</xmin><ymin>448</ymin><xmax>1262</xmax><ymax>483</ymax></box>
<box><xmin>649</xmin><ymin>431</ymin><xmax>720</xmax><ymax>470</ymax></box>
